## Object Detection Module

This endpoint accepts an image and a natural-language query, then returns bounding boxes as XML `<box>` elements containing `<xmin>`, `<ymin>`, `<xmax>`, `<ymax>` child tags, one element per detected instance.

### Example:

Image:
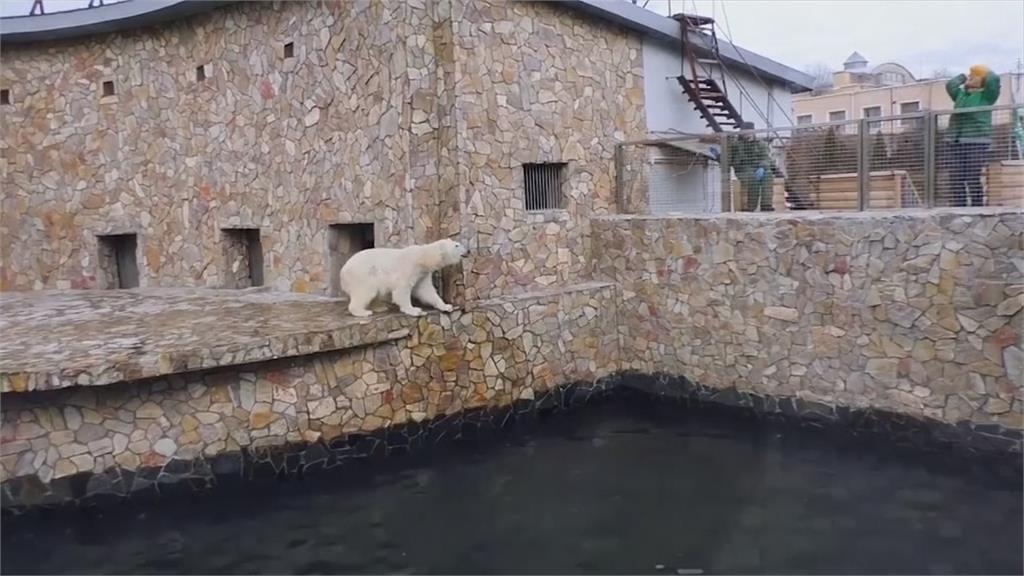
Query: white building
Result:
<box><xmin>569</xmin><ymin>1</ymin><xmax>814</xmax><ymax>213</ymax></box>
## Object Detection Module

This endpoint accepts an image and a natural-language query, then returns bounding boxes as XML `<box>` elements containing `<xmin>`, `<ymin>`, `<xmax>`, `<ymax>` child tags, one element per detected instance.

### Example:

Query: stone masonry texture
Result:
<box><xmin>0</xmin><ymin>0</ymin><xmax>644</xmax><ymax>300</ymax></box>
<box><xmin>1</xmin><ymin>0</ymin><xmax>1021</xmax><ymax>505</ymax></box>
<box><xmin>592</xmin><ymin>209</ymin><xmax>1024</xmax><ymax>430</ymax></box>
<box><xmin>0</xmin><ymin>283</ymin><xmax>621</xmax><ymax>486</ymax></box>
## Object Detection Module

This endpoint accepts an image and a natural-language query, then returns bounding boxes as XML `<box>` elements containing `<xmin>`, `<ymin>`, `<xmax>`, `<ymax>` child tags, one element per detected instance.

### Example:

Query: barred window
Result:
<box><xmin>523</xmin><ymin>162</ymin><xmax>566</xmax><ymax>211</ymax></box>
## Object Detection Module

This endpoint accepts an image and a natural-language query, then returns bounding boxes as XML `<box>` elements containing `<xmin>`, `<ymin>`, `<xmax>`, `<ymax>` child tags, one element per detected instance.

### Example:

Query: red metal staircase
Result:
<box><xmin>672</xmin><ymin>14</ymin><xmax>745</xmax><ymax>133</ymax></box>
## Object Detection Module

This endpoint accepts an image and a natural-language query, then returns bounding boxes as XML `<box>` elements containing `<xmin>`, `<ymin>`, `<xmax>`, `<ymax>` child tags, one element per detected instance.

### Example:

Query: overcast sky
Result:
<box><xmin>3</xmin><ymin>0</ymin><xmax>1022</xmax><ymax>78</ymax></box>
<box><xmin>646</xmin><ymin>0</ymin><xmax>1024</xmax><ymax>78</ymax></box>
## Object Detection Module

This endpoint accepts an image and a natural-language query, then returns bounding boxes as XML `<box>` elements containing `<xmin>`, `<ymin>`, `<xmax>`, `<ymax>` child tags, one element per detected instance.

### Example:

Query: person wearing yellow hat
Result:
<box><xmin>946</xmin><ymin>65</ymin><xmax>1001</xmax><ymax>206</ymax></box>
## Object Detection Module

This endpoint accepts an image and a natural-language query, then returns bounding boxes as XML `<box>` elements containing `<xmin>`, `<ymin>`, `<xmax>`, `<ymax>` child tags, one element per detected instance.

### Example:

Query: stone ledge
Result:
<box><xmin>0</xmin><ymin>288</ymin><xmax>418</xmax><ymax>393</ymax></box>
<box><xmin>466</xmin><ymin>281</ymin><xmax>616</xmax><ymax>309</ymax></box>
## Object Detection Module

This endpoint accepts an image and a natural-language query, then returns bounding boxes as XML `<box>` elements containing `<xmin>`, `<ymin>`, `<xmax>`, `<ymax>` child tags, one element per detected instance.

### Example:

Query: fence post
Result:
<box><xmin>719</xmin><ymin>132</ymin><xmax>731</xmax><ymax>212</ymax></box>
<box><xmin>924</xmin><ymin>111</ymin><xmax>936</xmax><ymax>208</ymax></box>
<box><xmin>857</xmin><ymin>118</ymin><xmax>869</xmax><ymax>211</ymax></box>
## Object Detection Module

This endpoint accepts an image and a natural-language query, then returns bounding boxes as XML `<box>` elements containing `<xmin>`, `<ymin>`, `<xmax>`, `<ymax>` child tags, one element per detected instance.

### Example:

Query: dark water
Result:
<box><xmin>3</xmin><ymin>396</ymin><xmax>1022</xmax><ymax>575</ymax></box>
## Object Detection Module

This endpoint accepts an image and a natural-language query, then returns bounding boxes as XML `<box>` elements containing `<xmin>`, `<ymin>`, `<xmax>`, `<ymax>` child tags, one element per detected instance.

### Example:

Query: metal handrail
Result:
<box><xmin>617</xmin><ymin>103</ymin><xmax>1023</xmax><ymax>213</ymax></box>
<box><xmin>9</xmin><ymin>0</ymin><xmax>121</xmax><ymax>19</ymax></box>
<box><xmin>619</xmin><ymin>104</ymin><xmax>1024</xmax><ymax>146</ymax></box>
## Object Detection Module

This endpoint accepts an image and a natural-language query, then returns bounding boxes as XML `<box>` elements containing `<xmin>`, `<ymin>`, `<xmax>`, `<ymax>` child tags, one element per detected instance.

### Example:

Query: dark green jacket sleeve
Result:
<box><xmin>982</xmin><ymin>71</ymin><xmax>1001</xmax><ymax>105</ymax></box>
<box><xmin>946</xmin><ymin>74</ymin><xmax>966</xmax><ymax>101</ymax></box>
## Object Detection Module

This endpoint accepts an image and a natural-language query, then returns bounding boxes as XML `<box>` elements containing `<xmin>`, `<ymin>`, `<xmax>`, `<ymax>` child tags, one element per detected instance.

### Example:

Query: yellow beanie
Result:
<box><xmin>969</xmin><ymin>64</ymin><xmax>990</xmax><ymax>78</ymax></box>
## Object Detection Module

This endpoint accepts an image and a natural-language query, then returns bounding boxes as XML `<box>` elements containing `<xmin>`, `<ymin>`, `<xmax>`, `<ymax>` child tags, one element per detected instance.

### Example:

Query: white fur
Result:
<box><xmin>339</xmin><ymin>238</ymin><xmax>468</xmax><ymax>317</ymax></box>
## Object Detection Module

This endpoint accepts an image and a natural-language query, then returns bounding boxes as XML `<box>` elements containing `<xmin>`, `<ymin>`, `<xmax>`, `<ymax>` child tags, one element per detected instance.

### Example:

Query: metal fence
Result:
<box><xmin>616</xmin><ymin>104</ymin><xmax>1024</xmax><ymax>214</ymax></box>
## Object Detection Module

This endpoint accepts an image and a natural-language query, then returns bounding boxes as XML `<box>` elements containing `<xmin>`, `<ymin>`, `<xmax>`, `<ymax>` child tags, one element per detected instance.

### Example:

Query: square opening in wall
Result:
<box><xmin>222</xmin><ymin>228</ymin><xmax>264</xmax><ymax>288</ymax></box>
<box><xmin>101</xmin><ymin>80</ymin><xmax>115</xmax><ymax>97</ymax></box>
<box><xmin>97</xmin><ymin>234</ymin><xmax>139</xmax><ymax>289</ymax></box>
<box><xmin>0</xmin><ymin>89</ymin><xmax>10</xmax><ymax>105</ymax></box>
<box><xmin>327</xmin><ymin>223</ymin><xmax>374</xmax><ymax>297</ymax></box>
<box><xmin>523</xmin><ymin>162</ymin><xmax>566</xmax><ymax>211</ymax></box>
<box><xmin>195</xmin><ymin>65</ymin><xmax>207</xmax><ymax>82</ymax></box>
<box><xmin>283</xmin><ymin>42</ymin><xmax>295</xmax><ymax>59</ymax></box>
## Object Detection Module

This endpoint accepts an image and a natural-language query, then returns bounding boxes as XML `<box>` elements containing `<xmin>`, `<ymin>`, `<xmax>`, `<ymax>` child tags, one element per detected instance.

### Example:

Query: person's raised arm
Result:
<box><xmin>946</xmin><ymin>74</ymin><xmax>966</xmax><ymax>101</ymax></box>
<box><xmin>981</xmin><ymin>70</ymin><xmax>1001</xmax><ymax>105</ymax></box>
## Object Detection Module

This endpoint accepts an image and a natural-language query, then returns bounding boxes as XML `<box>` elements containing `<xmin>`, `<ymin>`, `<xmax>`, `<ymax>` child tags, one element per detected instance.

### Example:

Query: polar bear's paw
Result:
<box><xmin>349</xmin><ymin>307</ymin><xmax>374</xmax><ymax>318</ymax></box>
<box><xmin>400</xmin><ymin>306</ymin><xmax>425</xmax><ymax>317</ymax></box>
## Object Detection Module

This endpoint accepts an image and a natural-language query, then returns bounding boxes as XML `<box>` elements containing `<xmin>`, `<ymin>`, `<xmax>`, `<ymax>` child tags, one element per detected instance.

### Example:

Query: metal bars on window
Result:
<box><xmin>523</xmin><ymin>163</ymin><xmax>566</xmax><ymax>211</ymax></box>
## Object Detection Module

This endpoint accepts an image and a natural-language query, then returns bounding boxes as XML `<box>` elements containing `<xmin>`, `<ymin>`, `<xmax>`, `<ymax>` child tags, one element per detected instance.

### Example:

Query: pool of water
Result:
<box><xmin>3</xmin><ymin>394</ymin><xmax>1022</xmax><ymax>575</ymax></box>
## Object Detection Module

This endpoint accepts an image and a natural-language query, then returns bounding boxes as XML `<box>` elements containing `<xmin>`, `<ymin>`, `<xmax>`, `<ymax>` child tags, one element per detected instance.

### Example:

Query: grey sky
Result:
<box><xmin>3</xmin><ymin>0</ymin><xmax>1022</xmax><ymax>78</ymax></box>
<box><xmin>645</xmin><ymin>0</ymin><xmax>1024</xmax><ymax>78</ymax></box>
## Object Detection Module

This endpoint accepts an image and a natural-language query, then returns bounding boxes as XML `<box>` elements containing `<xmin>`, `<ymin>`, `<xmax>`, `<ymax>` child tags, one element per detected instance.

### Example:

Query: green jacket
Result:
<box><xmin>946</xmin><ymin>71</ymin><xmax>1001</xmax><ymax>143</ymax></box>
<box><xmin>728</xmin><ymin>137</ymin><xmax>776</xmax><ymax>183</ymax></box>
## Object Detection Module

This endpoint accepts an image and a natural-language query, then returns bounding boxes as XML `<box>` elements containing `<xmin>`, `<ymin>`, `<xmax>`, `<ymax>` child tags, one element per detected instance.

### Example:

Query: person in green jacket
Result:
<box><xmin>729</xmin><ymin>122</ymin><xmax>779</xmax><ymax>211</ymax></box>
<box><xmin>946</xmin><ymin>65</ymin><xmax>1001</xmax><ymax>206</ymax></box>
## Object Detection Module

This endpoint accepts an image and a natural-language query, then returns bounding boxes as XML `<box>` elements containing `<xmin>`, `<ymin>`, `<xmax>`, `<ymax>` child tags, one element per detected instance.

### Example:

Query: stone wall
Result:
<box><xmin>592</xmin><ymin>209</ymin><xmax>1023</xmax><ymax>430</ymax></box>
<box><xmin>2</xmin><ymin>1</ymin><xmax>419</xmax><ymax>292</ymax></box>
<box><xmin>0</xmin><ymin>283</ymin><xmax>619</xmax><ymax>491</ymax></box>
<box><xmin>450</xmin><ymin>0</ymin><xmax>645</xmax><ymax>300</ymax></box>
<box><xmin>0</xmin><ymin>0</ymin><xmax>645</xmax><ymax>299</ymax></box>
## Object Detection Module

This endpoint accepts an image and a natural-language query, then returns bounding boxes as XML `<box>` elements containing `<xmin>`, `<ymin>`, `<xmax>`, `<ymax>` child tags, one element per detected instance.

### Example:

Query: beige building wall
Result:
<box><xmin>794</xmin><ymin>74</ymin><xmax>1021</xmax><ymax>132</ymax></box>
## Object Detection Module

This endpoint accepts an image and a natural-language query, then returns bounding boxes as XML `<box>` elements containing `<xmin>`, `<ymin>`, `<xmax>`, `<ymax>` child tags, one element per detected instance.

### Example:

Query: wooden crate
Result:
<box><xmin>985</xmin><ymin>160</ymin><xmax>1024</xmax><ymax>207</ymax></box>
<box><xmin>729</xmin><ymin>178</ymin><xmax>787</xmax><ymax>211</ymax></box>
<box><xmin>808</xmin><ymin>170</ymin><xmax>918</xmax><ymax>210</ymax></box>
<box><xmin>731</xmin><ymin>171</ymin><xmax>920</xmax><ymax>211</ymax></box>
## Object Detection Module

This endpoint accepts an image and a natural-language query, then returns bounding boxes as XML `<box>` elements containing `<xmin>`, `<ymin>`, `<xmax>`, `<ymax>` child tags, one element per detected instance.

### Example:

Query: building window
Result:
<box><xmin>863</xmin><ymin>106</ymin><xmax>883</xmax><ymax>134</ymax></box>
<box><xmin>222</xmin><ymin>228</ymin><xmax>264</xmax><ymax>288</ymax></box>
<box><xmin>0</xmin><ymin>89</ymin><xmax>9</xmax><ymax>106</ymax></box>
<box><xmin>900</xmin><ymin>101</ymin><xmax>921</xmax><ymax>129</ymax></box>
<box><xmin>523</xmin><ymin>163</ymin><xmax>566</xmax><ymax>211</ymax></box>
<box><xmin>283</xmin><ymin>42</ymin><xmax>295</xmax><ymax>59</ymax></box>
<box><xmin>326</xmin><ymin>223</ymin><xmax>374</xmax><ymax>297</ymax></box>
<box><xmin>101</xmin><ymin>80</ymin><xmax>115</xmax><ymax>97</ymax></box>
<box><xmin>796</xmin><ymin>114</ymin><xmax>813</xmax><ymax>125</ymax></box>
<box><xmin>97</xmin><ymin>234</ymin><xmax>139</xmax><ymax>289</ymax></box>
<box><xmin>828</xmin><ymin>110</ymin><xmax>847</xmax><ymax>123</ymax></box>
<box><xmin>828</xmin><ymin>110</ymin><xmax>849</xmax><ymax>134</ymax></box>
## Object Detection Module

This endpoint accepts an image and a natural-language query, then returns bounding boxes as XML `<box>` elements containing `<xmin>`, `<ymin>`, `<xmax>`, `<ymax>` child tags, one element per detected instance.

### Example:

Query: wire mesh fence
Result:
<box><xmin>616</xmin><ymin>104</ymin><xmax>1024</xmax><ymax>214</ymax></box>
<box><xmin>935</xmin><ymin>106</ymin><xmax>1022</xmax><ymax>208</ymax></box>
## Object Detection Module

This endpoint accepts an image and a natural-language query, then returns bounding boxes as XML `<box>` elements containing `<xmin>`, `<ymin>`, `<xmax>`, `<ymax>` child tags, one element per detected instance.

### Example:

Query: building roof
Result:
<box><xmin>844</xmin><ymin>51</ymin><xmax>869</xmax><ymax>67</ymax></box>
<box><xmin>560</xmin><ymin>0</ymin><xmax>815</xmax><ymax>92</ymax></box>
<box><xmin>0</xmin><ymin>0</ymin><xmax>232</xmax><ymax>44</ymax></box>
<box><xmin>0</xmin><ymin>0</ymin><xmax>814</xmax><ymax>93</ymax></box>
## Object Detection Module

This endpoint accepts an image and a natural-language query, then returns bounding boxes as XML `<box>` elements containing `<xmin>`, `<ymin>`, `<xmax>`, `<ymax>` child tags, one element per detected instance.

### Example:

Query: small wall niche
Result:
<box><xmin>97</xmin><ymin>234</ymin><xmax>139</xmax><ymax>289</ymax></box>
<box><xmin>195</xmin><ymin>64</ymin><xmax>208</xmax><ymax>82</ymax></box>
<box><xmin>283</xmin><ymin>42</ymin><xmax>295</xmax><ymax>59</ymax></box>
<box><xmin>326</xmin><ymin>223</ymin><xmax>374</xmax><ymax>297</ymax></box>
<box><xmin>101</xmin><ymin>80</ymin><xmax>116</xmax><ymax>97</ymax></box>
<box><xmin>222</xmin><ymin>228</ymin><xmax>264</xmax><ymax>288</ymax></box>
<box><xmin>1</xmin><ymin>89</ymin><xmax>10</xmax><ymax>106</ymax></box>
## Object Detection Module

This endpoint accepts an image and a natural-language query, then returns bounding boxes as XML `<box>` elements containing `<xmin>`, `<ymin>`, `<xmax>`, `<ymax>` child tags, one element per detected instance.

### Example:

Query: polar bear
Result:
<box><xmin>339</xmin><ymin>238</ymin><xmax>468</xmax><ymax>317</ymax></box>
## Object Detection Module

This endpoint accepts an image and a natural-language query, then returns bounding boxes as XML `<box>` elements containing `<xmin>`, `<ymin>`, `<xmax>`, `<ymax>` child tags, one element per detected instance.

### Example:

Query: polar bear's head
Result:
<box><xmin>436</xmin><ymin>238</ymin><xmax>469</xmax><ymax>266</ymax></box>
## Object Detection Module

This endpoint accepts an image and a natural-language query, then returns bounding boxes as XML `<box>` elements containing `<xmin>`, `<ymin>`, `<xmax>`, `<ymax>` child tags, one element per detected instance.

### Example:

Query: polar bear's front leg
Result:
<box><xmin>413</xmin><ymin>275</ymin><xmax>453</xmax><ymax>312</ymax></box>
<box><xmin>392</xmin><ymin>282</ymin><xmax>424</xmax><ymax>317</ymax></box>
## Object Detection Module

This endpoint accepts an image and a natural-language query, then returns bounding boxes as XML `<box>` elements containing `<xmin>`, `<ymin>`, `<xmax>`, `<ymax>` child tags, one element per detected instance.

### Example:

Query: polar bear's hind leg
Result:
<box><xmin>347</xmin><ymin>284</ymin><xmax>375</xmax><ymax>317</ymax></box>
